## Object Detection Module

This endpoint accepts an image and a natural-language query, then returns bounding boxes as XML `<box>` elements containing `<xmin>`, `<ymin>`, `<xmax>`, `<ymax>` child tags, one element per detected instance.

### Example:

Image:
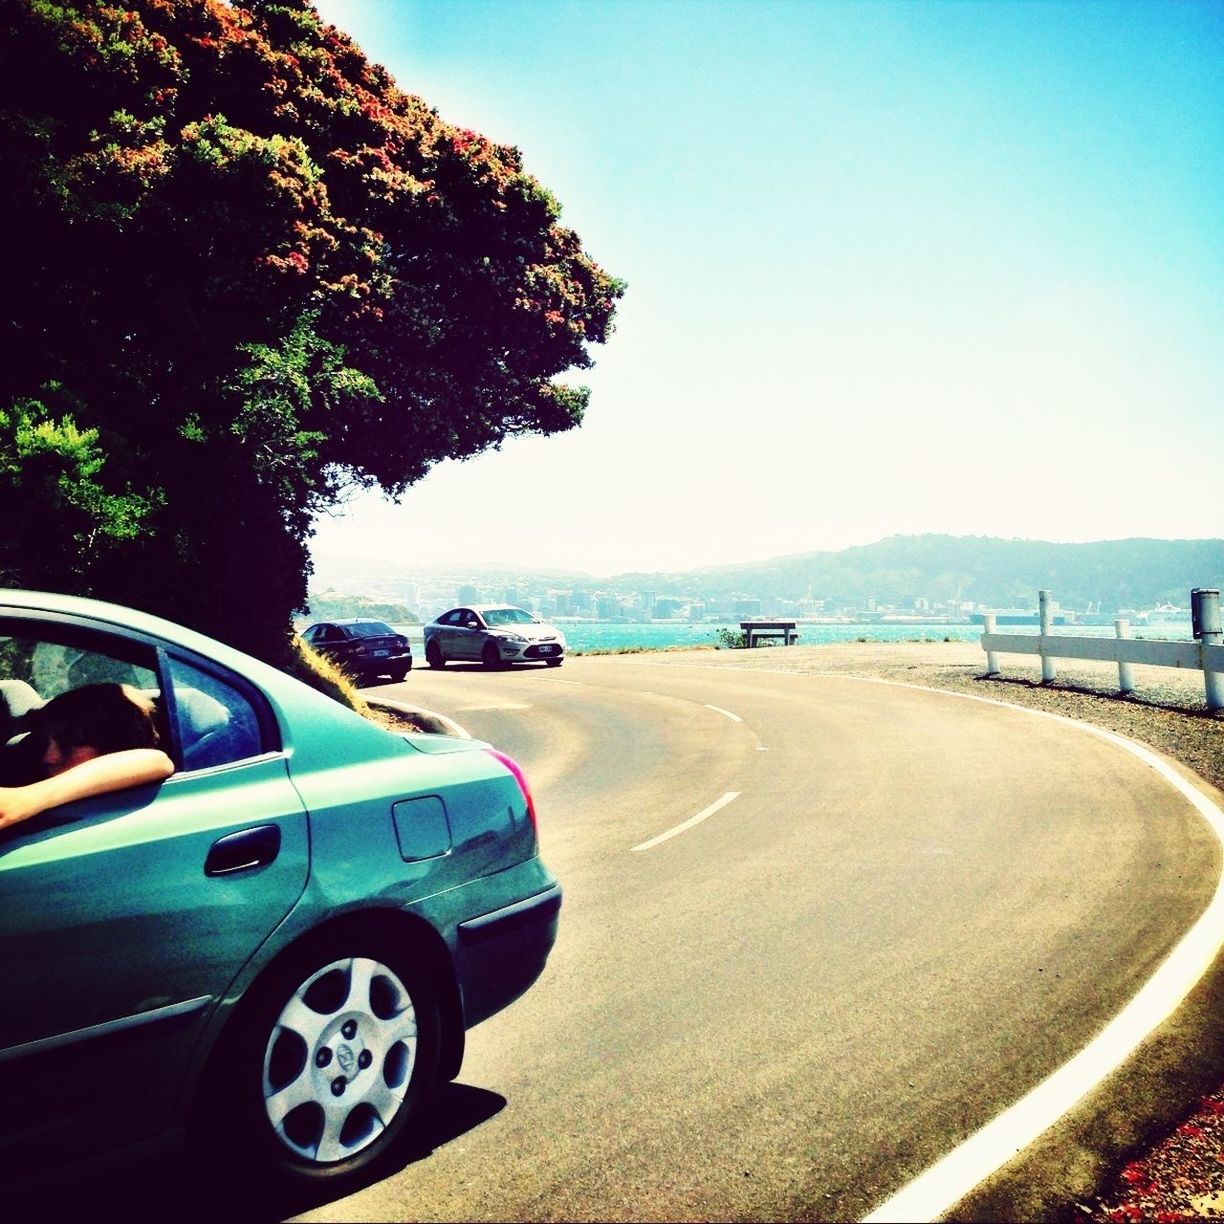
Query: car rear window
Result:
<box><xmin>347</xmin><ymin>622</ymin><xmax>396</xmax><ymax>638</ymax></box>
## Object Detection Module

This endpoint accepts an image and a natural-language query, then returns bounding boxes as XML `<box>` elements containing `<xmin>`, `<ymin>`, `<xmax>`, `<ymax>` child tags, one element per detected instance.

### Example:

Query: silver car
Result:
<box><xmin>424</xmin><ymin>605</ymin><xmax>567</xmax><ymax>669</ymax></box>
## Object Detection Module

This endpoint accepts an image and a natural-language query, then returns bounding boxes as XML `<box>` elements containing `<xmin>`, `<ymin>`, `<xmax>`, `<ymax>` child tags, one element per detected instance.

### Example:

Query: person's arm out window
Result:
<box><xmin>0</xmin><ymin>748</ymin><xmax>174</xmax><ymax>834</ymax></box>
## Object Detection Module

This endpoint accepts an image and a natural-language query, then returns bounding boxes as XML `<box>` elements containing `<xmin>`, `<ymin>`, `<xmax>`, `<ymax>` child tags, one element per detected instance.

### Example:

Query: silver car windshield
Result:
<box><xmin>482</xmin><ymin>608</ymin><xmax>537</xmax><ymax>627</ymax></box>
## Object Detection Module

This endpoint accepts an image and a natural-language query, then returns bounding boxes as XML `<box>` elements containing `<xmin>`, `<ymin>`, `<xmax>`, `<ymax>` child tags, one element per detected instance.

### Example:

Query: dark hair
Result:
<box><xmin>37</xmin><ymin>684</ymin><xmax>161</xmax><ymax>754</ymax></box>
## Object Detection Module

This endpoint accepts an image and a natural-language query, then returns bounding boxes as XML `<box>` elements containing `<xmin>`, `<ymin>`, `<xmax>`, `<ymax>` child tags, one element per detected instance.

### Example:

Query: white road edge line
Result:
<box><xmin>705</xmin><ymin>703</ymin><xmax>743</xmax><ymax>722</ymax></box>
<box><xmin>630</xmin><ymin>791</ymin><xmax>741</xmax><ymax>853</ymax></box>
<box><xmin>854</xmin><ymin>675</ymin><xmax>1224</xmax><ymax>1223</ymax></box>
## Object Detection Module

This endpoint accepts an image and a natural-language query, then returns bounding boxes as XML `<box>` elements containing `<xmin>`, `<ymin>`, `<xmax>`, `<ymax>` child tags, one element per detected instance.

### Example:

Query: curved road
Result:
<box><xmin>301</xmin><ymin>654</ymin><xmax>1220</xmax><ymax>1222</ymax></box>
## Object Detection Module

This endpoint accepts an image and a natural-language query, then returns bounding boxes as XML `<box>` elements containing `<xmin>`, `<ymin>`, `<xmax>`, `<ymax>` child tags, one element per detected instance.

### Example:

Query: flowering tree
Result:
<box><xmin>0</xmin><ymin>0</ymin><xmax>623</xmax><ymax>659</ymax></box>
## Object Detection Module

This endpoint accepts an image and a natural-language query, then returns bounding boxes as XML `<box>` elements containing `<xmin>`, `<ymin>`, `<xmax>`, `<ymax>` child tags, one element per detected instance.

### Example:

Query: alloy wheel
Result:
<box><xmin>261</xmin><ymin>957</ymin><xmax>418</xmax><ymax>1165</ymax></box>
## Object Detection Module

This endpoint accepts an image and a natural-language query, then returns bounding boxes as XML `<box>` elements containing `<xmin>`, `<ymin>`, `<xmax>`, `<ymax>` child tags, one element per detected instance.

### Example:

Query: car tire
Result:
<box><xmin>546</xmin><ymin>657</ymin><xmax>563</xmax><ymax>667</ymax></box>
<box><xmin>482</xmin><ymin>642</ymin><xmax>503</xmax><ymax>670</ymax></box>
<box><xmin>425</xmin><ymin>641</ymin><xmax>445</xmax><ymax>669</ymax></box>
<box><xmin>388</xmin><ymin>667</ymin><xmax>408</xmax><ymax>683</ymax></box>
<box><xmin>202</xmin><ymin>933</ymin><xmax>442</xmax><ymax>1195</ymax></box>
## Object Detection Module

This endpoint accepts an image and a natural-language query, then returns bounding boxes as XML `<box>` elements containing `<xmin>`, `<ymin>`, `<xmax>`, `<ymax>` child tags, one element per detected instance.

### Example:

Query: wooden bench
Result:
<box><xmin>740</xmin><ymin>620</ymin><xmax>799</xmax><ymax>648</ymax></box>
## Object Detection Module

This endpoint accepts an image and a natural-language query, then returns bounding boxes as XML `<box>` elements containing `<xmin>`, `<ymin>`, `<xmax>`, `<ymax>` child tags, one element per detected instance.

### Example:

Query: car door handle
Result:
<box><xmin>205</xmin><ymin>825</ymin><xmax>281</xmax><ymax>876</ymax></box>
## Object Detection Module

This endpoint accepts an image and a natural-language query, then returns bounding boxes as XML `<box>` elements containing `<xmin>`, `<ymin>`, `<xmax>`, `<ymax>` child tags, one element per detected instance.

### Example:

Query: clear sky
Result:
<box><xmin>310</xmin><ymin>0</ymin><xmax>1223</xmax><ymax>577</ymax></box>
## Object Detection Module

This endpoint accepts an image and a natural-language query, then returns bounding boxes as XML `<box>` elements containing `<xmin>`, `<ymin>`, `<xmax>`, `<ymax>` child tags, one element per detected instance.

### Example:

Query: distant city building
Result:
<box><xmin>655</xmin><ymin>597</ymin><xmax>682</xmax><ymax>619</ymax></box>
<box><xmin>572</xmin><ymin>590</ymin><xmax>592</xmax><ymax>613</ymax></box>
<box><xmin>688</xmin><ymin>601</ymin><xmax>706</xmax><ymax>622</ymax></box>
<box><xmin>458</xmin><ymin>584</ymin><xmax>479</xmax><ymax>605</ymax></box>
<box><xmin>764</xmin><ymin>598</ymin><xmax>799</xmax><ymax>617</ymax></box>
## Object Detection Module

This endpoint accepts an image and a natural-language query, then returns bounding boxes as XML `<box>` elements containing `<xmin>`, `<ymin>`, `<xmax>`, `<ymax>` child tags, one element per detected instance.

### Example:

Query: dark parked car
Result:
<box><xmin>1</xmin><ymin>590</ymin><xmax>560</xmax><ymax>1193</ymax></box>
<box><xmin>301</xmin><ymin>618</ymin><xmax>412</xmax><ymax>684</ymax></box>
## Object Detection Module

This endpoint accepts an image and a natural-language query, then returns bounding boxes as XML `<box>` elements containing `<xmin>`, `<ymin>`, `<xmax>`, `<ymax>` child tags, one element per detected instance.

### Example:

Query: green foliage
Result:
<box><xmin>0</xmin><ymin>0</ymin><xmax>624</xmax><ymax>663</ymax></box>
<box><xmin>0</xmin><ymin>395</ymin><xmax>154</xmax><ymax>590</ymax></box>
<box><xmin>714</xmin><ymin>627</ymin><xmax>747</xmax><ymax>649</ymax></box>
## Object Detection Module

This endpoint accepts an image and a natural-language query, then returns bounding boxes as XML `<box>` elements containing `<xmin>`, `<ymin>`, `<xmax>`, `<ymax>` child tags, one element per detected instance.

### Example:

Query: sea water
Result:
<box><xmin>393</xmin><ymin>620</ymin><xmax>1193</xmax><ymax>655</ymax></box>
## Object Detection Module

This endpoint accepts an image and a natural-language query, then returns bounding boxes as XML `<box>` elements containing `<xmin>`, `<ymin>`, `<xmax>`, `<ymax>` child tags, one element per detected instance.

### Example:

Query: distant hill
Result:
<box><xmin>609</xmin><ymin>535</ymin><xmax>1224</xmax><ymax>612</ymax></box>
<box><xmin>303</xmin><ymin>591</ymin><xmax>419</xmax><ymax>624</ymax></box>
<box><xmin>311</xmin><ymin>536</ymin><xmax>1224</xmax><ymax>614</ymax></box>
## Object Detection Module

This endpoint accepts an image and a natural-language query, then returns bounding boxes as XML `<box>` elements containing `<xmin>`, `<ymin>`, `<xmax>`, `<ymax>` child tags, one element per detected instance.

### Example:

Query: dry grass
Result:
<box><xmin>285</xmin><ymin>636</ymin><xmax>370</xmax><ymax>716</ymax></box>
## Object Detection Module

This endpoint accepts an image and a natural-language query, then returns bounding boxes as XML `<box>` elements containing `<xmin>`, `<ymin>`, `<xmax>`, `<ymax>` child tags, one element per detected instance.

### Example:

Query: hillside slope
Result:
<box><xmin>609</xmin><ymin>535</ymin><xmax>1224</xmax><ymax>610</ymax></box>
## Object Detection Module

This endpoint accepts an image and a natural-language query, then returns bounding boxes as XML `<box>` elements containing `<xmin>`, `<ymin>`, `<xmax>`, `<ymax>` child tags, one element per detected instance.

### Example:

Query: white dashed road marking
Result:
<box><xmin>630</xmin><ymin>792</ymin><xmax>741</xmax><ymax>853</ymax></box>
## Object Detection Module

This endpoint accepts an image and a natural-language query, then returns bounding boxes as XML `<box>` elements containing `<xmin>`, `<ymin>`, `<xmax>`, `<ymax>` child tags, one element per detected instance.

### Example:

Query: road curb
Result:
<box><xmin>364</xmin><ymin>695</ymin><xmax>471</xmax><ymax>739</ymax></box>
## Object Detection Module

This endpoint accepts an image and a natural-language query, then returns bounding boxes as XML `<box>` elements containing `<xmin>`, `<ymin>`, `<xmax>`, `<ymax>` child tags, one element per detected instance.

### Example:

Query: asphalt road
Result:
<box><xmin>286</xmin><ymin>654</ymin><xmax>1220</xmax><ymax>1222</ymax></box>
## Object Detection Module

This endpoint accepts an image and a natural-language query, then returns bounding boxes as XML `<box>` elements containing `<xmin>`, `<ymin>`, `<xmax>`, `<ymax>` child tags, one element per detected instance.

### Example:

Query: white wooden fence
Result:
<box><xmin>980</xmin><ymin>590</ymin><xmax>1224</xmax><ymax>712</ymax></box>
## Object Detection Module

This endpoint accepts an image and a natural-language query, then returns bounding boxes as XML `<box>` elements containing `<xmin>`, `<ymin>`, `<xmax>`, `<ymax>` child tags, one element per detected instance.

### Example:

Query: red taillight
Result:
<box><xmin>484</xmin><ymin>747</ymin><xmax>538</xmax><ymax>836</ymax></box>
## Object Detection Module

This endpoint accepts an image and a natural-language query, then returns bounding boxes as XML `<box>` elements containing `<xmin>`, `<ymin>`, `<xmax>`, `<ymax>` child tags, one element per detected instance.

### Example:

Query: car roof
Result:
<box><xmin>0</xmin><ymin>589</ymin><xmax>409</xmax><ymax>770</ymax></box>
<box><xmin>313</xmin><ymin>618</ymin><xmax>394</xmax><ymax>626</ymax></box>
<box><xmin>468</xmin><ymin>604</ymin><xmax>531</xmax><ymax>613</ymax></box>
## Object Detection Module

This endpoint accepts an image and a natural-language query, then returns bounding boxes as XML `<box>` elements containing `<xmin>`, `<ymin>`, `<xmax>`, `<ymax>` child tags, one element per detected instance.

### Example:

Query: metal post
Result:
<box><xmin>1039</xmin><ymin>590</ymin><xmax>1057</xmax><ymax>683</ymax></box>
<box><xmin>1194</xmin><ymin>589</ymin><xmax>1223</xmax><ymax>711</ymax></box>
<box><xmin>982</xmin><ymin>613</ymin><xmax>999</xmax><ymax>675</ymax></box>
<box><xmin>1115</xmin><ymin>619</ymin><xmax>1134</xmax><ymax>694</ymax></box>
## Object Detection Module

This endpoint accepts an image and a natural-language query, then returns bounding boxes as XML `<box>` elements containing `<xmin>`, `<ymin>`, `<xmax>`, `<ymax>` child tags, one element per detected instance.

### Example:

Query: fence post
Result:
<box><xmin>1115</xmin><ymin>619</ymin><xmax>1134</xmax><ymax>694</ymax></box>
<box><xmin>1039</xmin><ymin>590</ymin><xmax>1057</xmax><ymax>683</ymax></box>
<box><xmin>1193</xmin><ymin>589</ymin><xmax>1224</xmax><ymax>712</ymax></box>
<box><xmin>983</xmin><ymin>613</ymin><xmax>998</xmax><ymax>675</ymax></box>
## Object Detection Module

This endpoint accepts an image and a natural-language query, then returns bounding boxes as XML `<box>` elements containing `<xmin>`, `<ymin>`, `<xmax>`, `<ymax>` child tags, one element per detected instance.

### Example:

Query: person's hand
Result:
<box><xmin>0</xmin><ymin>787</ymin><xmax>39</xmax><ymax>833</ymax></box>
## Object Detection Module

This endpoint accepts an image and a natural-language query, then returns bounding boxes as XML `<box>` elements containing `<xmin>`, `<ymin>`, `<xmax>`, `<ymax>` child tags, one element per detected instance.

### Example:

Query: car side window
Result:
<box><xmin>441</xmin><ymin>610</ymin><xmax>464</xmax><ymax>626</ymax></box>
<box><xmin>166</xmin><ymin>656</ymin><xmax>266</xmax><ymax>770</ymax></box>
<box><xmin>0</xmin><ymin>625</ymin><xmax>162</xmax><ymax>788</ymax></box>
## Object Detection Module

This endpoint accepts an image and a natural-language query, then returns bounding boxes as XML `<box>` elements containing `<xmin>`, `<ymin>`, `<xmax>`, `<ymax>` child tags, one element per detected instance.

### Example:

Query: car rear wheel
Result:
<box><xmin>205</xmin><ymin>934</ymin><xmax>442</xmax><ymax>1193</ymax></box>
<box><xmin>482</xmin><ymin>642</ymin><xmax>503</xmax><ymax>670</ymax></box>
<box><xmin>425</xmin><ymin>640</ymin><xmax>445</xmax><ymax>669</ymax></box>
<box><xmin>388</xmin><ymin>667</ymin><xmax>408</xmax><ymax>683</ymax></box>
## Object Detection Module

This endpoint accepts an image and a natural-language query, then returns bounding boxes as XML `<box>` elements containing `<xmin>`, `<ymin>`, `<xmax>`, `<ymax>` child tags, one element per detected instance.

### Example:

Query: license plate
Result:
<box><xmin>538</xmin><ymin>645</ymin><xmax>555</xmax><ymax>654</ymax></box>
<box><xmin>372</xmin><ymin>649</ymin><xmax>389</xmax><ymax>657</ymax></box>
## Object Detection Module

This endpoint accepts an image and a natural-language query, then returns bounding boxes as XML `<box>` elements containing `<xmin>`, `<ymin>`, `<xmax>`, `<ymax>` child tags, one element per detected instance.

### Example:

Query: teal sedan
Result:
<box><xmin>0</xmin><ymin>590</ymin><xmax>560</xmax><ymax>1192</ymax></box>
